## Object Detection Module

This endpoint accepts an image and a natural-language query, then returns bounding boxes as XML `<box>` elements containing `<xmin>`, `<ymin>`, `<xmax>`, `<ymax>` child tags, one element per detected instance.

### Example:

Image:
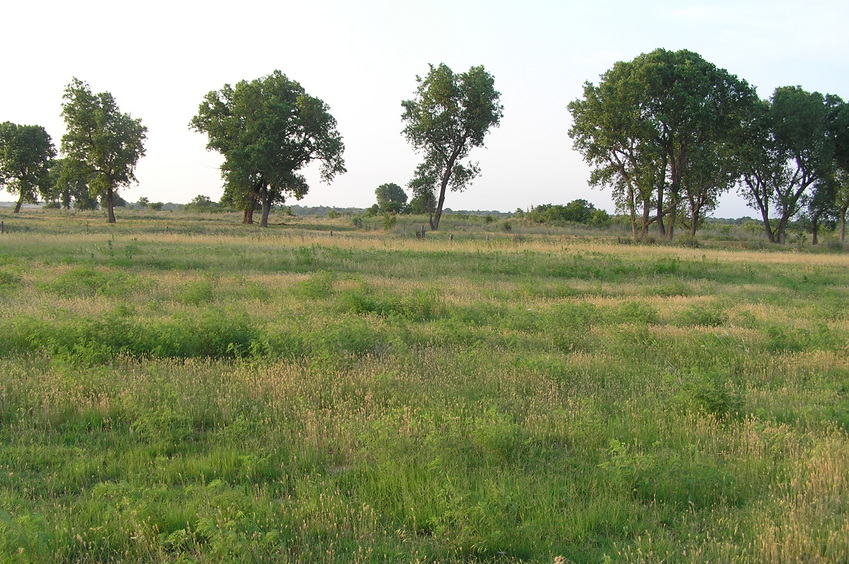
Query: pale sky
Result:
<box><xmin>2</xmin><ymin>0</ymin><xmax>848</xmax><ymax>217</ymax></box>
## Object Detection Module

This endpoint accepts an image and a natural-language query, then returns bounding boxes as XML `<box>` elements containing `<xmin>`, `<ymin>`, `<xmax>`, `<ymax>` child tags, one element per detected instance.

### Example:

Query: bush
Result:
<box><xmin>676</xmin><ymin>368</ymin><xmax>742</xmax><ymax>420</ymax></box>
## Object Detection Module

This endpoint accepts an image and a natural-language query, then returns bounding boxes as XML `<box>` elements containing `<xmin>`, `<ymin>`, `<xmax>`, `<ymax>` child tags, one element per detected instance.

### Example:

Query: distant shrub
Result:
<box><xmin>291</xmin><ymin>271</ymin><xmax>336</xmax><ymax>300</ymax></box>
<box><xmin>613</xmin><ymin>301</ymin><xmax>659</xmax><ymax>325</ymax></box>
<box><xmin>176</xmin><ymin>280</ymin><xmax>215</xmax><ymax>306</ymax></box>
<box><xmin>676</xmin><ymin>302</ymin><xmax>728</xmax><ymax>327</ymax></box>
<box><xmin>644</xmin><ymin>280</ymin><xmax>693</xmax><ymax>297</ymax></box>
<box><xmin>0</xmin><ymin>270</ymin><xmax>18</xmax><ymax>288</ymax></box>
<box><xmin>676</xmin><ymin>368</ymin><xmax>742</xmax><ymax>420</ymax></box>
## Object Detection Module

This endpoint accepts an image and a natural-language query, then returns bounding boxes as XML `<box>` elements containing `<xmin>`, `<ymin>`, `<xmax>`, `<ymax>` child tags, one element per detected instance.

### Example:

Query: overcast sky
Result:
<box><xmin>2</xmin><ymin>0</ymin><xmax>848</xmax><ymax>217</ymax></box>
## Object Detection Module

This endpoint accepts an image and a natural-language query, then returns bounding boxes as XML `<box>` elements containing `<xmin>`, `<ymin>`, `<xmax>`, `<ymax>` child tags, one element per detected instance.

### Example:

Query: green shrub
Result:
<box><xmin>612</xmin><ymin>301</ymin><xmax>659</xmax><ymax>325</ymax></box>
<box><xmin>676</xmin><ymin>368</ymin><xmax>742</xmax><ymax>420</ymax></box>
<box><xmin>676</xmin><ymin>302</ymin><xmax>728</xmax><ymax>327</ymax></box>
<box><xmin>176</xmin><ymin>279</ymin><xmax>216</xmax><ymax>305</ymax></box>
<box><xmin>41</xmin><ymin>266</ymin><xmax>145</xmax><ymax>298</ymax></box>
<box><xmin>291</xmin><ymin>271</ymin><xmax>337</xmax><ymax>300</ymax></box>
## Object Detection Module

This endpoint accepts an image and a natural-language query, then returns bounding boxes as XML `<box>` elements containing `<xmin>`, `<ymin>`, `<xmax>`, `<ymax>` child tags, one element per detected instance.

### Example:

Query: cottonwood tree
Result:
<box><xmin>568</xmin><ymin>60</ymin><xmax>659</xmax><ymax>238</ymax></box>
<box><xmin>190</xmin><ymin>70</ymin><xmax>345</xmax><ymax>227</ymax></box>
<box><xmin>402</xmin><ymin>63</ymin><xmax>503</xmax><ymax>230</ymax></box>
<box><xmin>0</xmin><ymin>122</ymin><xmax>56</xmax><ymax>213</ymax></box>
<box><xmin>61</xmin><ymin>78</ymin><xmax>147</xmax><ymax>223</ymax></box>
<box><xmin>374</xmin><ymin>182</ymin><xmax>407</xmax><ymax>213</ymax></box>
<box><xmin>830</xmin><ymin>99</ymin><xmax>849</xmax><ymax>241</ymax></box>
<box><xmin>737</xmin><ymin>87</ymin><xmax>835</xmax><ymax>243</ymax></box>
<box><xmin>681</xmin><ymin>140</ymin><xmax>740</xmax><ymax>237</ymax></box>
<box><xmin>569</xmin><ymin>49</ymin><xmax>754</xmax><ymax>240</ymax></box>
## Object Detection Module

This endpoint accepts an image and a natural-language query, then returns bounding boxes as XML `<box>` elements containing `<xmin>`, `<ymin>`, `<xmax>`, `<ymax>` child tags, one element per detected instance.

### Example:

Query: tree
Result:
<box><xmin>60</xmin><ymin>78</ymin><xmax>147</xmax><ymax>223</ymax></box>
<box><xmin>190</xmin><ymin>70</ymin><xmax>346</xmax><ymax>228</ymax></box>
<box><xmin>374</xmin><ymin>182</ymin><xmax>407</xmax><ymax>213</ymax></box>
<box><xmin>401</xmin><ymin>63</ymin><xmax>503</xmax><ymax>230</ymax></box>
<box><xmin>830</xmin><ymin>99</ymin><xmax>849</xmax><ymax>241</ymax></box>
<box><xmin>737</xmin><ymin>87</ymin><xmax>835</xmax><ymax>243</ymax></box>
<box><xmin>0</xmin><ymin>122</ymin><xmax>56</xmax><ymax>213</ymax></box>
<box><xmin>48</xmin><ymin>157</ymin><xmax>95</xmax><ymax>210</ymax></box>
<box><xmin>806</xmin><ymin>178</ymin><xmax>838</xmax><ymax>244</ymax></box>
<box><xmin>569</xmin><ymin>49</ymin><xmax>755</xmax><ymax>240</ymax></box>
<box><xmin>681</xmin><ymin>139</ymin><xmax>740</xmax><ymax>237</ymax></box>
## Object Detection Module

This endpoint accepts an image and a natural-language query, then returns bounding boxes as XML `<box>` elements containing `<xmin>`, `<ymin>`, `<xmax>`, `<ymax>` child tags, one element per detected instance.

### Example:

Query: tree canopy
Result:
<box><xmin>402</xmin><ymin>63</ymin><xmax>503</xmax><ymax>230</ymax></box>
<box><xmin>0</xmin><ymin>122</ymin><xmax>56</xmax><ymax>213</ymax></box>
<box><xmin>190</xmin><ymin>70</ymin><xmax>346</xmax><ymax>227</ymax></box>
<box><xmin>60</xmin><ymin>78</ymin><xmax>147</xmax><ymax>223</ymax></box>
<box><xmin>374</xmin><ymin>182</ymin><xmax>407</xmax><ymax>214</ymax></box>
<box><xmin>568</xmin><ymin>49</ymin><xmax>756</xmax><ymax>240</ymax></box>
<box><xmin>736</xmin><ymin>87</ymin><xmax>837</xmax><ymax>243</ymax></box>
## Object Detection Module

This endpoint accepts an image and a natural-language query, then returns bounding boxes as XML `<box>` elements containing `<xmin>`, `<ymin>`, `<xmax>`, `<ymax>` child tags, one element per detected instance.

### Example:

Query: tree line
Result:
<box><xmin>568</xmin><ymin>48</ymin><xmax>849</xmax><ymax>243</ymax></box>
<box><xmin>2</xmin><ymin>50</ymin><xmax>847</xmax><ymax>242</ymax></box>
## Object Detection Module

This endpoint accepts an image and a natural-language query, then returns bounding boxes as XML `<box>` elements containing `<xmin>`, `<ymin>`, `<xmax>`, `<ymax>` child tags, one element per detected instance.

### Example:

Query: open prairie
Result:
<box><xmin>1</xmin><ymin>210</ymin><xmax>848</xmax><ymax>562</ymax></box>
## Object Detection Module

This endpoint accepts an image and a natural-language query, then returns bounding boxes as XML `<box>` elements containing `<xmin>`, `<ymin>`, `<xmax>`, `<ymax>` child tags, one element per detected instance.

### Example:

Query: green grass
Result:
<box><xmin>1</xmin><ymin>209</ymin><xmax>848</xmax><ymax>562</ymax></box>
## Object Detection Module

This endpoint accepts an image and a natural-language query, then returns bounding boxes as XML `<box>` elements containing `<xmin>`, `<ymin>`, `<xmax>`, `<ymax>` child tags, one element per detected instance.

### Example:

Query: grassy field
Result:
<box><xmin>1</xmin><ymin>209</ymin><xmax>848</xmax><ymax>562</ymax></box>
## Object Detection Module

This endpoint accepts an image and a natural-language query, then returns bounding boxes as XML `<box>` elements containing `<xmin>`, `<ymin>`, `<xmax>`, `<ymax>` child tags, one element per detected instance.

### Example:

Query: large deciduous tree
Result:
<box><xmin>737</xmin><ymin>87</ymin><xmax>835</xmax><ymax>243</ymax></box>
<box><xmin>401</xmin><ymin>63</ymin><xmax>503</xmax><ymax>230</ymax></box>
<box><xmin>190</xmin><ymin>71</ymin><xmax>346</xmax><ymax>228</ymax></box>
<box><xmin>60</xmin><ymin>78</ymin><xmax>147</xmax><ymax>223</ymax></box>
<box><xmin>0</xmin><ymin>122</ymin><xmax>56</xmax><ymax>213</ymax></box>
<box><xmin>569</xmin><ymin>49</ymin><xmax>755</xmax><ymax>240</ymax></box>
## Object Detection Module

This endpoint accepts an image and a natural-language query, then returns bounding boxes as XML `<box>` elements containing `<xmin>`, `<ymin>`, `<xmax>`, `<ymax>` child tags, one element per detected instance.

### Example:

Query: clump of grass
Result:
<box><xmin>40</xmin><ymin>266</ymin><xmax>146</xmax><ymax>298</ymax></box>
<box><xmin>0</xmin><ymin>270</ymin><xmax>19</xmax><ymax>288</ymax></box>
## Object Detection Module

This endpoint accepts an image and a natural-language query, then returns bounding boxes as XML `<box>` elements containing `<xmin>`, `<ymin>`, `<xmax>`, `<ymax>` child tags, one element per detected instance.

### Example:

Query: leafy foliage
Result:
<box><xmin>568</xmin><ymin>49</ymin><xmax>756</xmax><ymax>240</ymax></box>
<box><xmin>190</xmin><ymin>70</ymin><xmax>345</xmax><ymax>227</ymax></box>
<box><xmin>401</xmin><ymin>63</ymin><xmax>503</xmax><ymax>230</ymax></box>
<box><xmin>60</xmin><ymin>78</ymin><xmax>147</xmax><ymax>223</ymax></box>
<box><xmin>0</xmin><ymin>122</ymin><xmax>56</xmax><ymax>212</ymax></box>
<box><xmin>374</xmin><ymin>182</ymin><xmax>407</xmax><ymax>213</ymax></box>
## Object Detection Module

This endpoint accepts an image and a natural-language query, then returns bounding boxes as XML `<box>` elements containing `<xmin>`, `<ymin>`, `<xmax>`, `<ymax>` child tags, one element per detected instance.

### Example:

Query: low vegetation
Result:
<box><xmin>1</xmin><ymin>209</ymin><xmax>848</xmax><ymax>562</ymax></box>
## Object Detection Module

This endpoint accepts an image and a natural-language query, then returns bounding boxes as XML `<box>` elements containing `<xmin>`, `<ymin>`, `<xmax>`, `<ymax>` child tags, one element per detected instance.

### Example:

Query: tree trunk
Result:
<box><xmin>840</xmin><ymin>207</ymin><xmax>847</xmax><ymax>242</ymax></box>
<box><xmin>13</xmin><ymin>193</ymin><xmax>24</xmax><ymax>213</ymax></box>
<box><xmin>431</xmin><ymin>145</ymin><xmax>464</xmax><ymax>231</ymax></box>
<box><xmin>667</xmin><ymin>201</ymin><xmax>677</xmax><ymax>241</ymax></box>
<box><xmin>243</xmin><ymin>208</ymin><xmax>254</xmax><ymax>224</ymax></box>
<box><xmin>106</xmin><ymin>189</ymin><xmax>117</xmax><ymax>223</ymax></box>
<box><xmin>640</xmin><ymin>200</ymin><xmax>651</xmax><ymax>238</ymax></box>
<box><xmin>758</xmin><ymin>207</ymin><xmax>776</xmax><ymax>243</ymax></box>
<box><xmin>432</xmin><ymin>174</ymin><xmax>450</xmax><ymax>231</ymax></box>
<box><xmin>656</xmin><ymin>184</ymin><xmax>666</xmax><ymax>238</ymax></box>
<box><xmin>260</xmin><ymin>198</ymin><xmax>272</xmax><ymax>228</ymax></box>
<box><xmin>812</xmin><ymin>218</ymin><xmax>820</xmax><ymax>245</ymax></box>
<box><xmin>776</xmin><ymin>215</ymin><xmax>790</xmax><ymax>244</ymax></box>
<box><xmin>690</xmin><ymin>209</ymin><xmax>699</xmax><ymax>238</ymax></box>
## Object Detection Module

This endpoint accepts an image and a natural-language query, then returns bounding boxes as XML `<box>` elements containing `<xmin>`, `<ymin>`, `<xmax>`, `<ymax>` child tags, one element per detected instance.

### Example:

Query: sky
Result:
<box><xmin>2</xmin><ymin>0</ymin><xmax>848</xmax><ymax>218</ymax></box>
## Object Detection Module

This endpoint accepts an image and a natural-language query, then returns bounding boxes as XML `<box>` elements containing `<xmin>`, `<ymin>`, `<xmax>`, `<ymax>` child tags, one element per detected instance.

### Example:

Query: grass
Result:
<box><xmin>0</xmin><ymin>208</ymin><xmax>848</xmax><ymax>562</ymax></box>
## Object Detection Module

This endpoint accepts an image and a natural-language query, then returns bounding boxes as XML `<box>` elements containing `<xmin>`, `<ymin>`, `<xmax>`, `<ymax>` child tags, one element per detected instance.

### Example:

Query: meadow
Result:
<box><xmin>0</xmin><ymin>209</ymin><xmax>848</xmax><ymax>562</ymax></box>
